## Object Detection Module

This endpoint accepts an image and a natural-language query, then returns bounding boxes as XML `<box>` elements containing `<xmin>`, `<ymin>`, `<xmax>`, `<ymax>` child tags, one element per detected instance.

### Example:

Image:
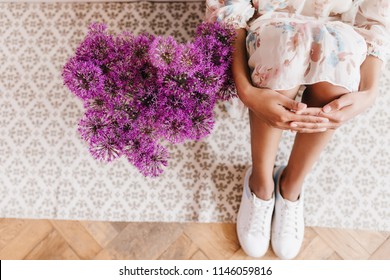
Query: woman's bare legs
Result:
<box><xmin>280</xmin><ymin>82</ymin><xmax>348</xmax><ymax>201</ymax></box>
<box><xmin>249</xmin><ymin>86</ymin><xmax>300</xmax><ymax>200</ymax></box>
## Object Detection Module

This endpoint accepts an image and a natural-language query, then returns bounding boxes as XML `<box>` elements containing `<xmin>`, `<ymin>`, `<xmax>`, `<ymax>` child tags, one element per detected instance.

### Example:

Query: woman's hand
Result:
<box><xmin>289</xmin><ymin>89</ymin><xmax>377</xmax><ymax>130</ymax></box>
<box><xmin>242</xmin><ymin>86</ymin><xmax>330</xmax><ymax>133</ymax></box>
<box><xmin>231</xmin><ymin>28</ymin><xmax>329</xmax><ymax>133</ymax></box>
<box><xmin>316</xmin><ymin>56</ymin><xmax>382</xmax><ymax>130</ymax></box>
<box><xmin>289</xmin><ymin>55</ymin><xmax>382</xmax><ymax>131</ymax></box>
<box><xmin>318</xmin><ymin>89</ymin><xmax>377</xmax><ymax>129</ymax></box>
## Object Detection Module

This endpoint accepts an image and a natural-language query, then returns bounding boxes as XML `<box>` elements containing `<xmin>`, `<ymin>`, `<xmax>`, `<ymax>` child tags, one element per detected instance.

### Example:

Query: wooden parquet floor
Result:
<box><xmin>0</xmin><ymin>218</ymin><xmax>389</xmax><ymax>260</ymax></box>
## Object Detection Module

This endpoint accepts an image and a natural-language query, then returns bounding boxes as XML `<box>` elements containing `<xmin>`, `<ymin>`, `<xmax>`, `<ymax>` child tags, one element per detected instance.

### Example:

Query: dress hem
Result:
<box><xmin>254</xmin><ymin>79</ymin><xmax>357</xmax><ymax>93</ymax></box>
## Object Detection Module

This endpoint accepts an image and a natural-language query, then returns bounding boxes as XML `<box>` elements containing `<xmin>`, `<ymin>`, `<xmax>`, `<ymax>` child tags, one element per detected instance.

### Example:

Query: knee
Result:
<box><xmin>277</xmin><ymin>85</ymin><xmax>301</xmax><ymax>100</ymax></box>
<box><xmin>302</xmin><ymin>82</ymin><xmax>349</xmax><ymax>107</ymax></box>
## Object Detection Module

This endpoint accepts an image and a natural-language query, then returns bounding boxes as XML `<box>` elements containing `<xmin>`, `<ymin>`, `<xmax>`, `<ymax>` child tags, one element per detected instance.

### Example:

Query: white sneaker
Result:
<box><xmin>271</xmin><ymin>166</ymin><xmax>305</xmax><ymax>260</ymax></box>
<box><xmin>236</xmin><ymin>166</ymin><xmax>275</xmax><ymax>258</ymax></box>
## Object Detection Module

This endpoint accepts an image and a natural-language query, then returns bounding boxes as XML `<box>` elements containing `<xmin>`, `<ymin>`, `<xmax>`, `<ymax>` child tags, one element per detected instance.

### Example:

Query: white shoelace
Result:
<box><xmin>247</xmin><ymin>196</ymin><xmax>272</xmax><ymax>238</ymax></box>
<box><xmin>279</xmin><ymin>202</ymin><xmax>300</xmax><ymax>239</ymax></box>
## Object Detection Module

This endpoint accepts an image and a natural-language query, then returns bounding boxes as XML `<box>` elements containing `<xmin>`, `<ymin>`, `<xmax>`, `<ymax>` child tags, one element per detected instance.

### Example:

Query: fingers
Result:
<box><xmin>294</xmin><ymin>101</ymin><xmax>307</xmax><ymax>113</ymax></box>
<box><xmin>289</xmin><ymin>121</ymin><xmax>337</xmax><ymax>131</ymax></box>
<box><xmin>288</xmin><ymin>109</ymin><xmax>336</xmax><ymax>132</ymax></box>
<box><xmin>295</xmin><ymin>107</ymin><xmax>323</xmax><ymax>116</ymax></box>
<box><xmin>285</xmin><ymin>120</ymin><xmax>332</xmax><ymax>133</ymax></box>
<box><xmin>291</xmin><ymin>113</ymin><xmax>329</xmax><ymax>124</ymax></box>
<box><xmin>279</xmin><ymin>94</ymin><xmax>307</xmax><ymax>112</ymax></box>
<box><xmin>291</xmin><ymin>128</ymin><xmax>329</xmax><ymax>133</ymax></box>
<box><xmin>271</xmin><ymin>113</ymin><xmax>331</xmax><ymax>133</ymax></box>
<box><xmin>282</xmin><ymin>100</ymin><xmax>330</xmax><ymax>123</ymax></box>
<box><xmin>299</xmin><ymin>105</ymin><xmax>349</xmax><ymax>127</ymax></box>
<box><xmin>269</xmin><ymin>107</ymin><xmax>330</xmax><ymax>132</ymax></box>
<box><xmin>317</xmin><ymin>113</ymin><xmax>346</xmax><ymax>129</ymax></box>
<box><xmin>290</xmin><ymin>110</ymin><xmax>347</xmax><ymax>131</ymax></box>
<box><xmin>322</xmin><ymin>95</ymin><xmax>354</xmax><ymax>113</ymax></box>
<box><xmin>272</xmin><ymin>118</ymin><xmax>334</xmax><ymax>133</ymax></box>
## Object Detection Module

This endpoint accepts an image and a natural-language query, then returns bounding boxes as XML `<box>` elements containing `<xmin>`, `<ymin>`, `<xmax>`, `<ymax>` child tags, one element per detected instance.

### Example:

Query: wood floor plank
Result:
<box><xmin>24</xmin><ymin>229</ymin><xmax>79</xmax><ymax>260</ymax></box>
<box><xmin>296</xmin><ymin>236</ymin><xmax>335</xmax><ymax>260</ymax></box>
<box><xmin>0</xmin><ymin>220</ymin><xmax>52</xmax><ymax>259</ymax></box>
<box><xmin>94</xmin><ymin>222</ymin><xmax>184</xmax><ymax>260</ymax></box>
<box><xmin>313</xmin><ymin>227</ymin><xmax>370</xmax><ymax>259</ymax></box>
<box><xmin>229</xmin><ymin>227</ymin><xmax>316</xmax><ymax>260</ymax></box>
<box><xmin>110</xmin><ymin>222</ymin><xmax>129</xmax><ymax>233</ymax></box>
<box><xmin>229</xmin><ymin>248</ymin><xmax>251</xmax><ymax>260</ymax></box>
<box><xmin>327</xmin><ymin>252</ymin><xmax>342</xmax><ymax>260</ymax></box>
<box><xmin>380</xmin><ymin>232</ymin><xmax>390</xmax><ymax>239</ymax></box>
<box><xmin>369</xmin><ymin>237</ymin><xmax>390</xmax><ymax>260</ymax></box>
<box><xmin>0</xmin><ymin>218</ymin><xmax>388</xmax><ymax>260</ymax></box>
<box><xmin>190</xmin><ymin>250</ymin><xmax>209</xmax><ymax>260</ymax></box>
<box><xmin>80</xmin><ymin>221</ymin><xmax>119</xmax><ymax>248</ymax></box>
<box><xmin>346</xmin><ymin>229</ymin><xmax>388</xmax><ymax>254</ymax></box>
<box><xmin>297</xmin><ymin>227</ymin><xmax>318</xmax><ymax>256</ymax></box>
<box><xmin>158</xmin><ymin>233</ymin><xmax>199</xmax><ymax>260</ymax></box>
<box><xmin>183</xmin><ymin>223</ymin><xmax>240</xmax><ymax>259</ymax></box>
<box><xmin>50</xmin><ymin>220</ymin><xmax>102</xmax><ymax>259</ymax></box>
<box><xmin>260</xmin><ymin>248</ymin><xmax>280</xmax><ymax>260</ymax></box>
<box><xmin>229</xmin><ymin>247</ymin><xmax>278</xmax><ymax>260</ymax></box>
<box><xmin>0</xmin><ymin>218</ymin><xmax>29</xmax><ymax>251</ymax></box>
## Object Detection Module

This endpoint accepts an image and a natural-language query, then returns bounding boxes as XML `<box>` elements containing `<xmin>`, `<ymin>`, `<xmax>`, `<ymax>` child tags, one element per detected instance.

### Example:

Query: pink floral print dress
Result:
<box><xmin>205</xmin><ymin>0</ymin><xmax>390</xmax><ymax>92</ymax></box>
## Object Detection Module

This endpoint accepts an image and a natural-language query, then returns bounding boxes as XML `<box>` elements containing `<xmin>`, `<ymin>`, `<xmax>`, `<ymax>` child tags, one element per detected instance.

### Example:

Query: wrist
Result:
<box><xmin>361</xmin><ymin>88</ymin><xmax>378</xmax><ymax>105</ymax></box>
<box><xmin>359</xmin><ymin>83</ymin><xmax>379</xmax><ymax>94</ymax></box>
<box><xmin>235</xmin><ymin>83</ymin><xmax>255</xmax><ymax>105</ymax></box>
<box><xmin>358</xmin><ymin>55</ymin><xmax>382</xmax><ymax>93</ymax></box>
<box><xmin>238</xmin><ymin>85</ymin><xmax>272</xmax><ymax>110</ymax></box>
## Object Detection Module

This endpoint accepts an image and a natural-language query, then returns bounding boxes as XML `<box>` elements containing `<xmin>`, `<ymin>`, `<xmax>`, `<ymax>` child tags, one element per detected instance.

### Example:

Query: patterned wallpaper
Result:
<box><xmin>0</xmin><ymin>2</ymin><xmax>389</xmax><ymax>231</ymax></box>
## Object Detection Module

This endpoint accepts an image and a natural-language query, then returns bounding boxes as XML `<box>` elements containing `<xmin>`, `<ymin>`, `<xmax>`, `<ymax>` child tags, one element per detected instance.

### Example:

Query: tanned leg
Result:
<box><xmin>280</xmin><ymin>82</ymin><xmax>348</xmax><ymax>201</ymax></box>
<box><xmin>249</xmin><ymin>86</ymin><xmax>300</xmax><ymax>200</ymax></box>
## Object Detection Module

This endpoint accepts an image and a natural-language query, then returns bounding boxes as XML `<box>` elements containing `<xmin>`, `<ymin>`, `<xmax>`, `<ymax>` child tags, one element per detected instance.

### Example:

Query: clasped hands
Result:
<box><xmin>244</xmin><ymin>87</ymin><xmax>376</xmax><ymax>133</ymax></box>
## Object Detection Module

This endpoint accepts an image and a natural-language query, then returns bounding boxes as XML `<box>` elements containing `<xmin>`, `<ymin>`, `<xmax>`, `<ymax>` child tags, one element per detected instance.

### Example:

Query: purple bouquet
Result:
<box><xmin>62</xmin><ymin>22</ymin><xmax>236</xmax><ymax>177</ymax></box>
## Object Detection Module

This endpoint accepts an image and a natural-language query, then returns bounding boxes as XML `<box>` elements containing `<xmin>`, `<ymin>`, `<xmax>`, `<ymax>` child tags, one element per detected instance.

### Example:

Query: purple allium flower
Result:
<box><xmin>189</xmin><ymin>111</ymin><xmax>215</xmax><ymax>140</ymax></box>
<box><xmin>63</xmin><ymin>58</ymin><xmax>105</xmax><ymax>100</ymax></box>
<box><xmin>129</xmin><ymin>33</ymin><xmax>155</xmax><ymax>65</ymax></box>
<box><xmin>88</xmin><ymin>22</ymin><xmax>108</xmax><ymax>34</ymax></box>
<box><xmin>217</xmin><ymin>72</ymin><xmax>237</xmax><ymax>101</ymax></box>
<box><xmin>149</xmin><ymin>36</ymin><xmax>182</xmax><ymax>71</ymax></box>
<box><xmin>178</xmin><ymin>43</ymin><xmax>205</xmax><ymax>75</ymax></box>
<box><xmin>76</xmin><ymin>23</ymin><xmax>116</xmax><ymax>67</ymax></box>
<box><xmin>89</xmin><ymin>131</ymin><xmax>121</xmax><ymax>162</ymax></box>
<box><xmin>160</xmin><ymin>111</ymin><xmax>192</xmax><ymax>143</ymax></box>
<box><xmin>134</xmin><ymin>143</ymin><xmax>169</xmax><ymax>177</ymax></box>
<box><xmin>109</xmin><ymin>60</ymin><xmax>138</xmax><ymax>97</ymax></box>
<box><xmin>78</xmin><ymin>108</ymin><xmax>112</xmax><ymax>147</ymax></box>
<box><xmin>63</xmin><ymin>21</ymin><xmax>237</xmax><ymax>177</ymax></box>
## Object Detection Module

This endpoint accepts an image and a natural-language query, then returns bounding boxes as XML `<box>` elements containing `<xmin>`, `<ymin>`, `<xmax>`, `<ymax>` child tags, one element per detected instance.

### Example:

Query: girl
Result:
<box><xmin>206</xmin><ymin>0</ymin><xmax>390</xmax><ymax>259</ymax></box>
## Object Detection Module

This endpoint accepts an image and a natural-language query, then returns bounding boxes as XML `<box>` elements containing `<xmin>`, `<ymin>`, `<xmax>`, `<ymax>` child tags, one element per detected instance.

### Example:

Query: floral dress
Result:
<box><xmin>205</xmin><ymin>0</ymin><xmax>390</xmax><ymax>92</ymax></box>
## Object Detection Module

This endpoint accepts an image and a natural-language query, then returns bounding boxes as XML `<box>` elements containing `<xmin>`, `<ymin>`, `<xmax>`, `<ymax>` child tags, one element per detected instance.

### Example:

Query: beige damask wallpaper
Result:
<box><xmin>0</xmin><ymin>2</ymin><xmax>389</xmax><ymax>231</ymax></box>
